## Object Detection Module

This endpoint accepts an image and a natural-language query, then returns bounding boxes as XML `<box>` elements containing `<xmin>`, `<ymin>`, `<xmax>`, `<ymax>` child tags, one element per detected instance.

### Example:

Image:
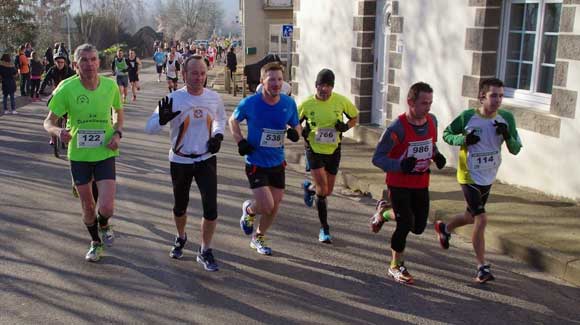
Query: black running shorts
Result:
<box><xmin>461</xmin><ymin>184</ymin><xmax>492</xmax><ymax>216</ymax></box>
<box><xmin>171</xmin><ymin>156</ymin><xmax>218</xmax><ymax>220</ymax></box>
<box><xmin>305</xmin><ymin>146</ymin><xmax>341</xmax><ymax>175</ymax></box>
<box><xmin>156</xmin><ymin>65</ymin><xmax>163</xmax><ymax>74</ymax></box>
<box><xmin>70</xmin><ymin>157</ymin><xmax>116</xmax><ymax>186</ymax></box>
<box><xmin>245</xmin><ymin>163</ymin><xmax>285</xmax><ymax>189</ymax></box>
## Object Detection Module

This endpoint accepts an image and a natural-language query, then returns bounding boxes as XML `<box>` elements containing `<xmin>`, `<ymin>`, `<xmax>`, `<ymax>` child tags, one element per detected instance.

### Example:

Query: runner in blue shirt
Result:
<box><xmin>229</xmin><ymin>62</ymin><xmax>301</xmax><ymax>255</ymax></box>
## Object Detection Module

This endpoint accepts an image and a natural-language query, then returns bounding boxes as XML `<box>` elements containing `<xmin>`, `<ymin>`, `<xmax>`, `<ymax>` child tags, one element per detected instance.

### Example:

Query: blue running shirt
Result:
<box><xmin>233</xmin><ymin>93</ymin><xmax>299</xmax><ymax>167</ymax></box>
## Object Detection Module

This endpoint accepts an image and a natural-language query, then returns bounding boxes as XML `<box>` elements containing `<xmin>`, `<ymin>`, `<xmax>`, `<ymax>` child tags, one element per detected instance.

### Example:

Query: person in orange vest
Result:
<box><xmin>17</xmin><ymin>46</ymin><xmax>30</xmax><ymax>96</ymax></box>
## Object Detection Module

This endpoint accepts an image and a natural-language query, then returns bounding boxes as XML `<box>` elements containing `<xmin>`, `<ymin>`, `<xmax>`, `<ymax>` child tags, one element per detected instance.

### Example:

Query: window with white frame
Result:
<box><xmin>269</xmin><ymin>24</ymin><xmax>290</xmax><ymax>62</ymax></box>
<box><xmin>499</xmin><ymin>0</ymin><xmax>562</xmax><ymax>108</ymax></box>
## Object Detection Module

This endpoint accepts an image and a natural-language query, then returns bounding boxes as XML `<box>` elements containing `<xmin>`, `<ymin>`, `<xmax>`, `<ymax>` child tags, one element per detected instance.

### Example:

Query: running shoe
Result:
<box><xmin>434</xmin><ymin>220</ymin><xmax>450</xmax><ymax>249</ymax></box>
<box><xmin>197</xmin><ymin>248</ymin><xmax>219</xmax><ymax>272</ymax></box>
<box><xmin>240</xmin><ymin>200</ymin><xmax>255</xmax><ymax>235</ymax></box>
<box><xmin>250</xmin><ymin>234</ymin><xmax>272</xmax><ymax>255</ymax></box>
<box><xmin>85</xmin><ymin>241</ymin><xmax>104</xmax><ymax>262</ymax></box>
<box><xmin>370</xmin><ymin>200</ymin><xmax>390</xmax><ymax>233</ymax></box>
<box><xmin>170</xmin><ymin>235</ymin><xmax>187</xmax><ymax>259</ymax></box>
<box><xmin>475</xmin><ymin>264</ymin><xmax>495</xmax><ymax>283</ymax></box>
<box><xmin>302</xmin><ymin>180</ymin><xmax>315</xmax><ymax>207</ymax></box>
<box><xmin>99</xmin><ymin>225</ymin><xmax>115</xmax><ymax>247</ymax></box>
<box><xmin>318</xmin><ymin>228</ymin><xmax>332</xmax><ymax>243</ymax></box>
<box><xmin>388</xmin><ymin>264</ymin><xmax>414</xmax><ymax>284</ymax></box>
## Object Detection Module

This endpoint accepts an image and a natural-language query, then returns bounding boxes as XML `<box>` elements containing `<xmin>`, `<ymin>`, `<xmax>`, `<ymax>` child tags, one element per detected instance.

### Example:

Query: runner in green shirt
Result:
<box><xmin>44</xmin><ymin>43</ymin><xmax>124</xmax><ymax>262</ymax></box>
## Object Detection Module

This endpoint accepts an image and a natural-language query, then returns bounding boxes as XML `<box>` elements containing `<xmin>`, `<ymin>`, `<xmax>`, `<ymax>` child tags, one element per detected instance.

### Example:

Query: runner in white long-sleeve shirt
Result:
<box><xmin>145</xmin><ymin>55</ymin><xmax>227</xmax><ymax>272</ymax></box>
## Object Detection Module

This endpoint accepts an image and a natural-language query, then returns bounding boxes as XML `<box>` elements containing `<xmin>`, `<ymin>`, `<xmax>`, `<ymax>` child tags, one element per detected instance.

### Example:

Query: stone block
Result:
<box><xmin>475</xmin><ymin>8</ymin><xmax>501</xmax><ymax>27</ymax></box>
<box><xmin>391</xmin><ymin>16</ymin><xmax>404</xmax><ymax>33</ymax></box>
<box><xmin>388</xmin><ymin>69</ymin><xmax>396</xmax><ymax>84</ymax></box>
<box><xmin>357</xmin><ymin>31</ymin><xmax>375</xmax><ymax>48</ymax></box>
<box><xmin>355</xmin><ymin>63</ymin><xmax>374</xmax><ymax>79</ymax></box>
<box><xmin>564</xmin><ymin>0</ymin><xmax>580</xmax><ymax>4</ymax></box>
<box><xmin>557</xmin><ymin>35</ymin><xmax>580</xmax><ymax>60</ymax></box>
<box><xmin>392</xmin><ymin>1</ymin><xmax>399</xmax><ymax>15</ymax></box>
<box><xmin>292</xmin><ymin>53</ymin><xmax>299</xmax><ymax>67</ymax></box>
<box><xmin>559</xmin><ymin>7</ymin><xmax>575</xmax><ymax>33</ymax></box>
<box><xmin>357</xmin><ymin>110</ymin><xmax>372</xmax><ymax>124</ymax></box>
<box><xmin>351</xmin><ymin>47</ymin><xmax>374</xmax><ymax>63</ymax></box>
<box><xmin>550</xmin><ymin>87</ymin><xmax>578</xmax><ymax>118</ymax></box>
<box><xmin>468</xmin><ymin>0</ymin><xmax>502</xmax><ymax>6</ymax></box>
<box><xmin>387</xmin><ymin>85</ymin><xmax>400</xmax><ymax>104</ymax></box>
<box><xmin>358</xmin><ymin>0</ymin><xmax>377</xmax><ymax>16</ymax></box>
<box><xmin>389</xmin><ymin>35</ymin><xmax>397</xmax><ymax>51</ymax></box>
<box><xmin>291</xmin><ymin>80</ymin><xmax>299</xmax><ymax>96</ymax></box>
<box><xmin>353</xmin><ymin>15</ymin><xmax>376</xmax><ymax>32</ymax></box>
<box><xmin>502</xmin><ymin>104</ymin><xmax>562</xmax><ymax>138</ymax></box>
<box><xmin>389</xmin><ymin>52</ymin><xmax>402</xmax><ymax>69</ymax></box>
<box><xmin>354</xmin><ymin>95</ymin><xmax>373</xmax><ymax>110</ymax></box>
<box><xmin>351</xmin><ymin>77</ymin><xmax>374</xmax><ymax>96</ymax></box>
<box><xmin>461</xmin><ymin>75</ymin><xmax>482</xmax><ymax>98</ymax></box>
<box><xmin>465</xmin><ymin>28</ymin><xmax>500</xmax><ymax>51</ymax></box>
<box><xmin>472</xmin><ymin>52</ymin><xmax>497</xmax><ymax>76</ymax></box>
<box><xmin>554</xmin><ymin>61</ymin><xmax>568</xmax><ymax>87</ymax></box>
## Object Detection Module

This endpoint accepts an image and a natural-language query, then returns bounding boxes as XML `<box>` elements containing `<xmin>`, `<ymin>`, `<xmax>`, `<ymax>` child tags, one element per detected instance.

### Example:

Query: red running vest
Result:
<box><xmin>386</xmin><ymin>113</ymin><xmax>437</xmax><ymax>189</ymax></box>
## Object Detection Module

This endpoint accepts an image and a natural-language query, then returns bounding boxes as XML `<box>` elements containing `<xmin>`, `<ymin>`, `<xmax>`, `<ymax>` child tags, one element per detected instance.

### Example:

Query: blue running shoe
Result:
<box><xmin>197</xmin><ymin>248</ymin><xmax>219</xmax><ymax>272</ymax></box>
<box><xmin>303</xmin><ymin>180</ymin><xmax>315</xmax><ymax>207</ymax></box>
<box><xmin>240</xmin><ymin>200</ymin><xmax>255</xmax><ymax>235</ymax></box>
<box><xmin>250</xmin><ymin>234</ymin><xmax>272</xmax><ymax>255</ymax></box>
<box><xmin>318</xmin><ymin>228</ymin><xmax>332</xmax><ymax>243</ymax></box>
<box><xmin>170</xmin><ymin>235</ymin><xmax>187</xmax><ymax>259</ymax></box>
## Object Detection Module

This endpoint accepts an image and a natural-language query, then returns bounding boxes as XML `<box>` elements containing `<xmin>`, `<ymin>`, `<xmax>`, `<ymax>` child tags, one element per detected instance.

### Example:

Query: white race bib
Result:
<box><xmin>467</xmin><ymin>150</ymin><xmax>501</xmax><ymax>170</ymax></box>
<box><xmin>315</xmin><ymin>128</ymin><xmax>337</xmax><ymax>144</ymax></box>
<box><xmin>260</xmin><ymin>128</ymin><xmax>285</xmax><ymax>148</ymax></box>
<box><xmin>77</xmin><ymin>129</ymin><xmax>105</xmax><ymax>148</ymax></box>
<box><xmin>407</xmin><ymin>139</ymin><xmax>433</xmax><ymax>160</ymax></box>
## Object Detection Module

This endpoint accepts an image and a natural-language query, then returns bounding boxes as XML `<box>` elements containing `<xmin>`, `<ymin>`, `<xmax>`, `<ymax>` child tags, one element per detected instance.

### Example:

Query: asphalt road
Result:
<box><xmin>1</xmin><ymin>63</ymin><xmax>579</xmax><ymax>324</ymax></box>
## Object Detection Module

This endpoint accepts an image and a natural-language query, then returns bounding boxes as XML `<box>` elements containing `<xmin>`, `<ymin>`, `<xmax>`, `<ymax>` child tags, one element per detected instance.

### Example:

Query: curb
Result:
<box><xmin>284</xmin><ymin>138</ymin><xmax>580</xmax><ymax>287</ymax></box>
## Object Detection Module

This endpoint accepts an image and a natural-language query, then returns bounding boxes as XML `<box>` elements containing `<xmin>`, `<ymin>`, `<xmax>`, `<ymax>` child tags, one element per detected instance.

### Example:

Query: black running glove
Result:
<box><xmin>158</xmin><ymin>96</ymin><xmax>180</xmax><ymax>125</ymax></box>
<box><xmin>465</xmin><ymin>129</ymin><xmax>480</xmax><ymax>146</ymax></box>
<box><xmin>301</xmin><ymin>123</ymin><xmax>311</xmax><ymax>141</ymax></box>
<box><xmin>433</xmin><ymin>152</ymin><xmax>446</xmax><ymax>170</ymax></box>
<box><xmin>237</xmin><ymin>139</ymin><xmax>254</xmax><ymax>156</ymax></box>
<box><xmin>207</xmin><ymin>133</ymin><xmax>223</xmax><ymax>154</ymax></box>
<box><xmin>400</xmin><ymin>157</ymin><xmax>417</xmax><ymax>174</ymax></box>
<box><xmin>335</xmin><ymin>120</ymin><xmax>350</xmax><ymax>133</ymax></box>
<box><xmin>286</xmin><ymin>128</ymin><xmax>299</xmax><ymax>142</ymax></box>
<box><xmin>493</xmin><ymin>120</ymin><xmax>510</xmax><ymax>140</ymax></box>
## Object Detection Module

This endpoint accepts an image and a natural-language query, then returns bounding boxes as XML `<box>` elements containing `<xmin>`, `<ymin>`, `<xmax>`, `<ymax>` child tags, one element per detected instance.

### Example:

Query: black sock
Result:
<box><xmin>86</xmin><ymin>222</ymin><xmax>101</xmax><ymax>243</ymax></box>
<box><xmin>316</xmin><ymin>195</ymin><xmax>328</xmax><ymax>229</ymax></box>
<box><xmin>97</xmin><ymin>211</ymin><xmax>109</xmax><ymax>228</ymax></box>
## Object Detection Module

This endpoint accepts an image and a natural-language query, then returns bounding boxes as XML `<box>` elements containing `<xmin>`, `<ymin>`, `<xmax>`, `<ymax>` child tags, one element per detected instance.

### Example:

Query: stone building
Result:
<box><xmin>291</xmin><ymin>0</ymin><xmax>580</xmax><ymax>199</ymax></box>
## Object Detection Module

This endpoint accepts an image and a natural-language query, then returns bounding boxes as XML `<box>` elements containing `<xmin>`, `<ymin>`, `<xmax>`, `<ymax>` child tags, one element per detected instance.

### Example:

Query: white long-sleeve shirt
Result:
<box><xmin>145</xmin><ymin>87</ymin><xmax>227</xmax><ymax>164</ymax></box>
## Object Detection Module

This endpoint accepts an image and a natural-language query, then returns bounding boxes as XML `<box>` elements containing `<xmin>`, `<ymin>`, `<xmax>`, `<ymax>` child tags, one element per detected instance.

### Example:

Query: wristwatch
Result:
<box><xmin>113</xmin><ymin>130</ymin><xmax>123</xmax><ymax>138</ymax></box>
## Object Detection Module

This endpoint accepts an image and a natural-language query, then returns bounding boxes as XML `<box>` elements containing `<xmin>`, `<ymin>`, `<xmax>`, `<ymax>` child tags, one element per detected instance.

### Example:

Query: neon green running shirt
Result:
<box><xmin>48</xmin><ymin>76</ymin><xmax>123</xmax><ymax>162</ymax></box>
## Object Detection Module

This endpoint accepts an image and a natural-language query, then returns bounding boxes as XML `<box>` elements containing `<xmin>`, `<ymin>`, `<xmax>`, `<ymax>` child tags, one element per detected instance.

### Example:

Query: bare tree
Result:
<box><xmin>157</xmin><ymin>0</ymin><xmax>224</xmax><ymax>41</ymax></box>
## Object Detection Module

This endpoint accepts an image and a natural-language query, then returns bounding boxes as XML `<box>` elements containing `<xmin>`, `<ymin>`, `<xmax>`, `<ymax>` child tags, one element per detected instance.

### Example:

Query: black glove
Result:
<box><xmin>301</xmin><ymin>123</ymin><xmax>311</xmax><ymax>141</ymax></box>
<box><xmin>493</xmin><ymin>120</ymin><xmax>510</xmax><ymax>140</ymax></box>
<box><xmin>286</xmin><ymin>128</ymin><xmax>299</xmax><ymax>142</ymax></box>
<box><xmin>207</xmin><ymin>133</ymin><xmax>223</xmax><ymax>154</ymax></box>
<box><xmin>465</xmin><ymin>129</ymin><xmax>480</xmax><ymax>146</ymax></box>
<box><xmin>237</xmin><ymin>139</ymin><xmax>254</xmax><ymax>156</ymax></box>
<box><xmin>335</xmin><ymin>120</ymin><xmax>350</xmax><ymax>133</ymax></box>
<box><xmin>433</xmin><ymin>152</ymin><xmax>446</xmax><ymax>170</ymax></box>
<box><xmin>400</xmin><ymin>157</ymin><xmax>417</xmax><ymax>174</ymax></box>
<box><xmin>158</xmin><ymin>96</ymin><xmax>180</xmax><ymax>125</ymax></box>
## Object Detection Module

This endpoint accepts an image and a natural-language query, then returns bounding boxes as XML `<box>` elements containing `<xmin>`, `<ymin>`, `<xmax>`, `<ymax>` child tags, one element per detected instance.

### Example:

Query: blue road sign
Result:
<box><xmin>282</xmin><ymin>24</ymin><xmax>293</xmax><ymax>38</ymax></box>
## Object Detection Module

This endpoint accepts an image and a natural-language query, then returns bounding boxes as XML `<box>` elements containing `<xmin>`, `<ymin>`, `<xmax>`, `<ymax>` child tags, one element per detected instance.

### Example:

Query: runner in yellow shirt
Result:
<box><xmin>298</xmin><ymin>69</ymin><xmax>359</xmax><ymax>243</ymax></box>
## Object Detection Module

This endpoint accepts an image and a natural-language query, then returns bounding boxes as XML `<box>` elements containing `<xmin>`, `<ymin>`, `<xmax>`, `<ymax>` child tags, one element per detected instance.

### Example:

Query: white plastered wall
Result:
<box><xmin>397</xmin><ymin>1</ymin><xmax>580</xmax><ymax>199</ymax></box>
<box><xmin>294</xmin><ymin>0</ymin><xmax>357</xmax><ymax>104</ymax></box>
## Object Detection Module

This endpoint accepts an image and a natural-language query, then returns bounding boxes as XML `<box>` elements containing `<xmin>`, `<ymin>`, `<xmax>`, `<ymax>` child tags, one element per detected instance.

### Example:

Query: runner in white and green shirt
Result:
<box><xmin>434</xmin><ymin>78</ymin><xmax>522</xmax><ymax>283</ymax></box>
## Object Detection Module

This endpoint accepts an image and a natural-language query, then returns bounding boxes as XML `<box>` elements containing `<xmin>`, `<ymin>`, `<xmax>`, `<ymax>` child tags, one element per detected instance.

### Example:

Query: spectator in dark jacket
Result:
<box><xmin>226</xmin><ymin>47</ymin><xmax>237</xmax><ymax>79</ymax></box>
<box><xmin>0</xmin><ymin>53</ymin><xmax>18</xmax><ymax>114</ymax></box>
